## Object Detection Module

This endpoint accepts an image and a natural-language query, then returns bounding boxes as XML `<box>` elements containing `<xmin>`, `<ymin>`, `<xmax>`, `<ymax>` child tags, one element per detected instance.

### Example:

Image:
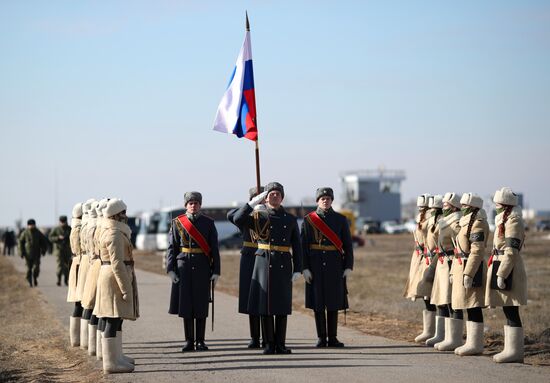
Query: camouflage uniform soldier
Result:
<box><xmin>18</xmin><ymin>219</ymin><xmax>49</xmax><ymax>287</ymax></box>
<box><xmin>49</xmin><ymin>215</ymin><xmax>72</xmax><ymax>286</ymax></box>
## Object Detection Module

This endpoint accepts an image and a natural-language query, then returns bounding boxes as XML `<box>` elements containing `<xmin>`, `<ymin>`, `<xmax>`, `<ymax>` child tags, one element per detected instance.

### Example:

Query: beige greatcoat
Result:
<box><xmin>75</xmin><ymin>216</ymin><xmax>90</xmax><ymax>301</ymax></box>
<box><xmin>414</xmin><ymin>212</ymin><xmax>443</xmax><ymax>298</ymax></box>
<box><xmin>430</xmin><ymin>211</ymin><xmax>461</xmax><ymax>306</ymax></box>
<box><xmin>81</xmin><ymin>218</ymin><xmax>101</xmax><ymax>310</ymax></box>
<box><xmin>403</xmin><ymin>212</ymin><xmax>429</xmax><ymax>299</ymax></box>
<box><xmin>67</xmin><ymin>218</ymin><xmax>82</xmax><ymax>302</ymax></box>
<box><xmin>485</xmin><ymin>207</ymin><xmax>527</xmax><ymax>306</ymax></box>
<box><xmin>95</xmin><ymin>219</ymin><xmax>139</xmax><ymax>320</ymax></box>
<box><xmin>450</xmin><ymin>209</ymin><xmax>489</xmax><ymax>310</ymax></box>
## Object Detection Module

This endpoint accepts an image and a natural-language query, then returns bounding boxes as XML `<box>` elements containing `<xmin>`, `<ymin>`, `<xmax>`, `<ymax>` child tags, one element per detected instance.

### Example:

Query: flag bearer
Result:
<box><xmin>301</xmin><ymin>187</ymin><xmax>353</xmax><ymax>347</ymax></box>
<box><xmin>167</xmin><ymin>192</ymin><xmax>221</xmax><ymax>352</ymax></box>
<box><xmin>233</xmin><ymin>182</ymin><xmax>302</xmax><ymax>354</ymax></box>
<box><xmin>227</xmin><ymin>186</ymin><xmax>265</xmax><ymax>348</ymax></box>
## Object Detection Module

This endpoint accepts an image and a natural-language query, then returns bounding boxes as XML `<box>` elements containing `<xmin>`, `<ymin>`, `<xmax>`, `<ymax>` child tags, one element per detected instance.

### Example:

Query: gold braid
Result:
<box><xmin>251</xmin><ymin>210</ymin><xmax>270</xmax><ymax>242</ymax></box>
<box><xmin>305</xmin><ymin>215</ymin><xmax>323</xmax><ymax>245</ymax></box>
<box><xmin>174</xmin><ymin>219</ymin><xmax>190</xmax><ymax>246</ymax></box>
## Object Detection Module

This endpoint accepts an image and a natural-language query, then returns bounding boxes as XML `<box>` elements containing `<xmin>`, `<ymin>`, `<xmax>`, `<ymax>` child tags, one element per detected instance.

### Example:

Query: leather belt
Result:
<box><xmin>101</xmin><ymin>260</ymin><xmax>134</xmax><ymax>266</ymax></box>
<box><xmin>180</xmin><ymin>247</ymin><xmax>204</xmax><ymax>254</ymax></box>
<box><xmin>242</xmin><ymin>241</ymin><xmax>258</xmax><ymax>248</ymax></box>
<box><xmin>309</xmin><ymin>244</ymin><xmax>338</xmax><ymax>251</ymax></box>
<box><xmin>257</xmin><ymin>243</ymin><xmax>291</xmax><ymax>252</ymax></box>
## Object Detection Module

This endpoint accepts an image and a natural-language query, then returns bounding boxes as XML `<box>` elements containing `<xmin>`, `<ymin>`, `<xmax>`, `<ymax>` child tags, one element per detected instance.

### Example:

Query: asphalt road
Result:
<box><xmin>10</xmin><ymin>254</ymin><xmax>548</xmax><ymax>383</ymax></box>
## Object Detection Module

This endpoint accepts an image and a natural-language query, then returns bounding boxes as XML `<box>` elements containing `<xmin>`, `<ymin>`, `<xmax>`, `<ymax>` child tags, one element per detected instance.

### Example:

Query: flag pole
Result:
<box><xmin>247</xmin><ymin>11</ymin><xmax>262</xmax><ymax>192</ymax></box>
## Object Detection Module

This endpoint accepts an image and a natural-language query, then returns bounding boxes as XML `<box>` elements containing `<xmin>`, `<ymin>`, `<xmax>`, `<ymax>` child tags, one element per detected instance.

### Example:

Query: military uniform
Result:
<box><xmin>233</xmin><ymin>182</ymin><xmax>302</xmax><ymax>354</ymax></box>
<box><xmin>486</xmin><ymin>187</ymin><xmax>526</xmax><ymax>363</ymax></box>
<box><xmin>430</xmin><ymin>192</ymin><xmax>464</xmax><ymax>352</ymax></box>
<box><xmin>49</xmin><ymin>217</ymin><xmax>72</xmax><ymax>286</ymax></box>
<box><xmin>18</xmin><ymin>220</ymin><xmax>49</xmax><ymax>287</ymax></box>
<box><xmin>451</xmin><ymin>193</ymin><xmax>489</xmax><ymax>356</ymax></box>
<box><xmin>95</xmin><ymin>198</ymin><xmax>137</xmax><ymax>374</ymax></box>
<box><xmin>227</xmin><ymin>186</ymin><xmax>264</xmax><ymax>348</ymax></box>
<box><xmin>167</xmin><ymin>192</ymin><xmax>221</xmax><ymax>352</ymax></box>
<box><xmin>301</xmin><ymin>187</ymin><xmax>353</xmax><ymax>347</ymax></box>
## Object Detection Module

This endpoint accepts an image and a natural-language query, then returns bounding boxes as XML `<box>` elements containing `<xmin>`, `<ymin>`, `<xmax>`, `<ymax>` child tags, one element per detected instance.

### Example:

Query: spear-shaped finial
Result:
<box><xmin>246</xmin><ymin>11</ymin><xmax>250</xmax><ymax>31</ymax></box>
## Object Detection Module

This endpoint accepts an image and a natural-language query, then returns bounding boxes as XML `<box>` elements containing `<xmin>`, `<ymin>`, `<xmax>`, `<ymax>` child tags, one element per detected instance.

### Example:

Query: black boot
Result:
<box><xmin>275</xmin><ymin>315</ymin><xmax>291</xmax><ymax>354</ymax></box>
<box><xmin>181</xmin><ymin>318</ymin><xmax>195</xmax><ymax>352</ymax></box>
<box><xmin>57</xmin><ymin>274</ymin><xmax>61</xmax><ymax>286</ymax></box>
<box><xmin>315</xmin><ymin>310</ymin><xmax>328</xmax><ymax>347</ymax></box>
<box><xmin>327</xmin><ymin>310</ymin><xmax>344</xmax><ymax>347</ymax></box>
<box><xmin>195</xmin><ymin>318</ymin><xmax>208</xmax><ymax>351</ymax></box>
<box><xmin>27</xmin><ymin>274</ymin><xmax>33</xmax><ymax>287</ymax></box>
<box><xmin>33</xmin><ymin>275</ymin><xmax>38</xmax><ymax>287</ymax></box>
<box><xmin>248</xmin><ymin>315</ymin><xmax>261</xmax><ymax>348</ymax></box>
<box><xmin>262</xmin><ymin>316</ymin><xmax>275</xmax><ymax>355</ymax></box>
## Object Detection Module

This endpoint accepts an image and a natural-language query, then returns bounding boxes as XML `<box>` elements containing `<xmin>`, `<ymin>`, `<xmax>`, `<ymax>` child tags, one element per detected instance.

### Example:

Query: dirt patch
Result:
<box><xmin>0</xmin><ymin>256</ymin><xmax>104</xmax><ymax>382</ymax></box>
<box><xmin>135</xmin><ymin>231</ymin><xmax>550</xmax><ymax>366</ymax></box>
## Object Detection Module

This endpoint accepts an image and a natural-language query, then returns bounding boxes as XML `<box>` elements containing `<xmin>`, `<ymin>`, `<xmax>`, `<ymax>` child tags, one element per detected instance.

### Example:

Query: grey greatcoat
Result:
<box><xmin>167</xmin><ymin>214</ymin><xmax>221</xmax><ymax>319</ymax></box>
<box><xmin>233</xmin><ymin>204</ymin><xmax>302</xmax><ymax>316</ymax></box>
<box><xmin>228</xmin><ymin>208</ymin><xmax>258</xmax><ymax>314</ymax></box>
<box><xmin>301</xmin><ymin>208</ymin><xmax>353</xmax><ymax>312</ymax></box>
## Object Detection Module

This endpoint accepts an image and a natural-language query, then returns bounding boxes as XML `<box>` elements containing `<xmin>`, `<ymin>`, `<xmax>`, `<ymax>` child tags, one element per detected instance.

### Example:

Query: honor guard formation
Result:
<box><xmin>18</xmin><ymin>185</ymin><xmax>527</xmax><ymax>374</ymax></box>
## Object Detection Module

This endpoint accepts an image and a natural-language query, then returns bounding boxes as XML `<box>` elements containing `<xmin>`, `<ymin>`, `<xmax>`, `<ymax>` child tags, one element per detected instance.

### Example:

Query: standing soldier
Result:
<box><xmin>451</xmin><ymin>193</ymin><xmax>489</xmax><ymax>356</ymax></box>
<box><xmin>486</xmin><ymin>187</ymin><xmax>527</xmax><ymax>363</ymax></box>
<box><xmin>431</xmin><ymin>192</ymin><xmax>465</xmax><ymax>351</ymax></box>
<box><xmin>301</xmin><ymin>187</ymin><xmax>353</xmax><ymax>348</ymax></box>
<box><xmin>95</xmin><ymin>198</ymin><xmax>139</xmax><ymax>374</ymax></box>
<box><xmin>233</xmin><ymin>182</ymin><xmax>302</xmax><ymax>355</ymax></box>
<box><xmin>403</xmin><ymin>194</ymin><xmax>437</xmax><ymax>343</ymax></box>
<box><xmin>68</xmin><ymin>203</ymin><xmax>83</xmax><ymax>346</ymax></box>
<box><xmin>49</xmin><ymin>215</ymin><xmax>72</xmax><ymax>286</ymax></box>
<box><xmin>18</xmin><ymin>219</ymin><xmax>49</xmax><ymax>287</ymax></box>
<box><xmin>167</xmin><ymin>192</ymin><xmax>221</xmax><ymax>352</ymax></box>
<box><xmin>227</xmin><ymin>186</ymin><xmax>265</xmax><ymax>348</ymax></box>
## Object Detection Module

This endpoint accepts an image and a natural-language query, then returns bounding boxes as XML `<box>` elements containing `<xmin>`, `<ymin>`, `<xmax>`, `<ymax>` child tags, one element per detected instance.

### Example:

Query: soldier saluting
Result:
<box><xmin>233</xmin><ymin>182</ymin><xmax>302</xmax><ymax>354</ymax></box>
<box><xmin>167</xmin><ymin>192</ymin><xmax>221</xmax><ymax>352</ymax></box>
<box><xmin>301</xmin><ymin>187</ymin><xmax>353</xmax><ymax>347</ymax></box>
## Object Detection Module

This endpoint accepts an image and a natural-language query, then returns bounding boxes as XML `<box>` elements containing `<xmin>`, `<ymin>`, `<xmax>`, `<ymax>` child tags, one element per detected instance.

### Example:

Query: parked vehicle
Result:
<box><xmin>219</xmin><ymin>231</ymin><xmax>243</xmax><ymax>250</ymax></box>
<box><xmin>536</xmin><ymin>220</ymin><xmax>550</xmax><ymax>232</ymax></box>
<box><xmin>156</xmin><ymin>207</ymin><xmax>186</xmax><ymax>251</ymax></box>
<box><xmin>381</xmin><ymin>220</ymin><xmax>407</xmax><ymax>234</ymax></box>
<box><xmin>135</xmin><ymin>211</ymin><xmax>159</xmax><ymax>251</ymax></box>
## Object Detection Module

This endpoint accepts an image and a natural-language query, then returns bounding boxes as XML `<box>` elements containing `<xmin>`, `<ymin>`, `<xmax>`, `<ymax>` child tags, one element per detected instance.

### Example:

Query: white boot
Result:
<box><xmin>414</xmin><ymin>310</ymin><xmax>435</xmax><ymax>343</ymax></box>
<box><xmin>69</xmin><ymin>316</ymin><xmax>80</xmax><ymax>347</ymax></box>
<box><xmin>96</xmin><ymin>329</ymin><xmax>103</xmax><ymax>360</ymax></box>
<box><xmin>426</xmin><ymin>316</ymin><xmax>445</xmax><ymax>346</ymax></box>
<box><xmin>116</xmin><ymin>331</ymin><xmax>135</xmax><ymax>365</ymax></box>
<box><xmin>435</xmin><ymin>318</ymin><xmax>464</xmax><ymax>351</ymax></box>
<box><xmin>80</xmin><ymin>318</ymin><xmax>89</xmax><ymax>350</ymax></box>
<box><xmin>493</xmin><ymin>326</ymin><xmax>524</xmax><ymax>363</ymax></box>
<box><xmin>102</xmin><ymin>336</ymin><xmax>134</xmax><ymax>374</ymax></box>
<box><xmin>455</xmin><ymin>321</ymin><xmax>484</xmax><ymax>356</ymax></box>
<box><xmin>88</xmin><ymin>324</ymin><xmax>97</xmax><ymax>356</ymax></box>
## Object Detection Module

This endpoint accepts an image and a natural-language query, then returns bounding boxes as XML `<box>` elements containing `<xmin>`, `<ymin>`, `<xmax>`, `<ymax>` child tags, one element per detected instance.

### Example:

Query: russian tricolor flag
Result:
<box><xmin>213</xmin><ymin>25</ymin><xmax>258</xmax><ymax>141</ymax></box>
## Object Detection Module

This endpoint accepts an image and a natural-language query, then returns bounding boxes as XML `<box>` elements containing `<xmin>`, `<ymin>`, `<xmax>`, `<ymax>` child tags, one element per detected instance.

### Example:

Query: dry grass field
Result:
<box><xmin>135</xmin><ymin>231</ymin><xmax>550</xmax><ymax>365</ymax></box>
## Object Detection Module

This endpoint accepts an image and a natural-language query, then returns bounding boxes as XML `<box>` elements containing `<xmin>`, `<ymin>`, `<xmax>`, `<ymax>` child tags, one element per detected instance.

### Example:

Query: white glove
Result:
<box><xmin>168</xmin><ymin>271</ymin><xmax>179</xmax><ymax>284</ymax></box>
<box><xmin>248</xmin><ymin>190</ymin><xmax>268</xmax><ymax>208</ymax></box>
<box><xmin>449</xmin><ymin>275</ymin><xmax>453</xmax><ymax>285</ymax></box>
<box><xmin>463</xmin><ymin>275</ymin><xmax>473</xmax><ymax>289</ymax></box>
<box><xmin>343</xmin><ymin>268</ymin><xmax>352</xmax><ymax>278</ymax></box>
<box><xmin>303</xmin><ymin>269</ymin><xmax>313</xmax><ymax>284</ymax></box>
<box><xmin>122</xmin><ymin>293</ymin><xmax>128</xmax><ymax>301</ymax></box>
<box><xmin>497</xmin><ymin>276</ymin><xmax>506</xmax><ymax>289</ymax></box>
<box><xmin>411</xmin><ymin>296</ymin><xmax>417</xmax><ymax>302</ymax></box>
<box><xmin>211</xmin><ymin>274</ymin><xmax>220</xmax><ymax>287</ymax></box>
<box><xmin>291</xmin><ymin>272</ymin><xmax>301</xmax><ymax>282</ymax></box>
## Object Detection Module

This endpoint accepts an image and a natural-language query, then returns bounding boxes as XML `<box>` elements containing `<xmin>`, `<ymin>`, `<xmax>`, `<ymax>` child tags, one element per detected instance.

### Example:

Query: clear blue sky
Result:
<box><xmin>1</xmin><ymin>0</ymin><xmax>549</xmax><ymax>226</ymax></box>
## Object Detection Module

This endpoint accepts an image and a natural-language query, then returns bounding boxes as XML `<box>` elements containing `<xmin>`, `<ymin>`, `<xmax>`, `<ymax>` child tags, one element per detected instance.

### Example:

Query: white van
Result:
<box><xmin>156</xmin><ymin>206</ymin><xmax>186</xmax><ymax>251</ymax></box>
<box><xmin>135</xmin><ymin>211</ymin><xmax>160</xmax><ymax>251</ymax></box>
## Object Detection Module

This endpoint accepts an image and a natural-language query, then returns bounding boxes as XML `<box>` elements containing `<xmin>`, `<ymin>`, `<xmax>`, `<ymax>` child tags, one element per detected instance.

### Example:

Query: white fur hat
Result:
<box><xmin>105</xmin><ymin>198</ymin><xmax>127</xmax><ymax>217</ymax></box>
<box><xmin>460</xmin><ymin>193</ymin><xmax>483</xmax><ymax>209</ymax></box>
<box><xmin>88</xmin><ymin>203</ymin><xmax>98</xmax><ymax>218</ymax></box>
<box><xmin>443</xmin><ymin>192</ymin><xmax>461</xmax><ymax>209</ymax></box>
<box><xmin>83</xmin><ymin>198</ymin><xmax>96</xmax><ymax>214</ymax></box>
<box><xmin>97</xmin><ymin>198</ymin><xmax>109</xmax><ymax>217</ymax></box>
<box><xmin>493</xmin><ymin>187</ymin><xmax>518</xmax><ymax>206</ymax></box>
<box><xmin>72</xmin><ymin>202</ymin><xmax>83</xmax><ymax>218</ymax></box>
<box><xmin>429</xmin><ymin>194</ymin><xmax>443</xmax><ymax>209</ymax></box>
<box><xmin>417</xmin><ymin>194</ymin><xmax>431</xmax><ymax>207</ymax></box>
